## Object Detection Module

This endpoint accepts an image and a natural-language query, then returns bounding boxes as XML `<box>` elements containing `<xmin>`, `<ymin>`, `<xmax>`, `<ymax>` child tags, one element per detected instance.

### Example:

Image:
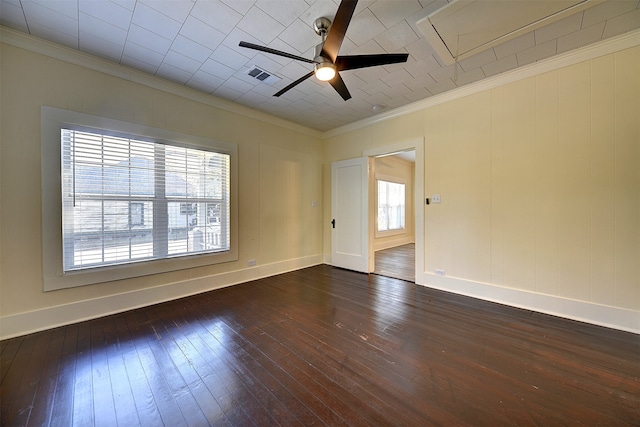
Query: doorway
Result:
<box><xmin>364</xmin><ymin>139</ymin><xmax>424</xmax><ymax>285</ymax></box>
<box><xmin>370</xmin><ymin>150</ymin><xmax>416</xmax><ymax>282</ymax></box>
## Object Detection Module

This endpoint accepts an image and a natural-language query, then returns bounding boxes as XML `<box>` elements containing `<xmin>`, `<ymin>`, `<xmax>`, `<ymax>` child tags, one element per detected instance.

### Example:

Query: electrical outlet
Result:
<box><xmin>435</xmin><ymin>269</ymin><xmax>445</xmax><ymax>276</ymax></box>
<box><xmin>248</xmin><ymin>259</ymin><xmax>256</xmax><ymax>267</ymax></box>
<box><xmin>432</xmin><ymin>194</ymin><xmax>441</xmax><ymax>204</ymax></box>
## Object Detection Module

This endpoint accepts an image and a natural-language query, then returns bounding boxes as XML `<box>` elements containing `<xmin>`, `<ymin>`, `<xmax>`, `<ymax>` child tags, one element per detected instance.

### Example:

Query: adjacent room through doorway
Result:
<box><xmin>371</xmin><ymin>150</ymin><xmax>416</xmax><ymax>283</ymax></box>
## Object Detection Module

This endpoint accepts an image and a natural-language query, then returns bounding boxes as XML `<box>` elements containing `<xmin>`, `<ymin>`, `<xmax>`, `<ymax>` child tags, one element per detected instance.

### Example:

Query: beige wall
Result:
<box><xmin>324</xmin><ymin>46</ymin><xmax>640</xmax><ymax>316</ymax></box>
<box><xmin>0</xmin><ymin>43</ymin><xmax>323</xmax><ymax>335</ymax></box>
<box><xmin>371</xmin><ymin>155</ymin><xmax>415</xmax><ymax>252</ymax></box>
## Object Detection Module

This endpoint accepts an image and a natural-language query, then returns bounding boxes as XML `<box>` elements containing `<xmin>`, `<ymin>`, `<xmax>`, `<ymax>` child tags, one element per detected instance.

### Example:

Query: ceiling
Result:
<box><xmin>1</xmin><ymin>0</ymin><xmax>639</xmax><ymax>132</ymax></box>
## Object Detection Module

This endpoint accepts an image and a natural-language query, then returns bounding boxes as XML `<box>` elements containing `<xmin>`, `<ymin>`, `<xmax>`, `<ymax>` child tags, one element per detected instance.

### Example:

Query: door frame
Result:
<box><xmin>364</xmin><ymin>138</ymin><xmax>425</xmax><ymax>284</ymax></box>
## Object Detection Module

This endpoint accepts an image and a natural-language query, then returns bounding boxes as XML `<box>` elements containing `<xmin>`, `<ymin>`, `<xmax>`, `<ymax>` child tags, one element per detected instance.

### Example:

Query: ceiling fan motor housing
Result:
<box><xmin>314</xmin><ymin>17</ymin><xmax>332</xmax><ymax>36</ymax></box>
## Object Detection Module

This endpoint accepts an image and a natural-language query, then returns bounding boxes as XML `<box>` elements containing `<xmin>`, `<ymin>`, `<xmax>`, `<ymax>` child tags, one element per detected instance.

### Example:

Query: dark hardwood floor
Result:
<box><xmin>374</xmin><ymin>243</ymin><xmax>415</xmax><ymax>282</ymax></box>
<box><xmin>2</xmin><ymin>265</ymin><xmax>638</xmax><ymax>426</ymax></box>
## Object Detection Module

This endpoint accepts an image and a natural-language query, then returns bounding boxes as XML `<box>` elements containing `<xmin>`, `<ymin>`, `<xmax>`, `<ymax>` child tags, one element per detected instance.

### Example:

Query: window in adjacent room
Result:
<box><xmin>377</xmin><ymin>179</ymin><xmax>405</xmax><ymax>232</ymax></box>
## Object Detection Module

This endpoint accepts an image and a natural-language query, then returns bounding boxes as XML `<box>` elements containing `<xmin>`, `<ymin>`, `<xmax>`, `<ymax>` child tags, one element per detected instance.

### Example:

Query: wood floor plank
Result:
<box><xmin>2</xmin><ymin>265</ymin><xmax>638</xmax><ymax>426</ymax></box>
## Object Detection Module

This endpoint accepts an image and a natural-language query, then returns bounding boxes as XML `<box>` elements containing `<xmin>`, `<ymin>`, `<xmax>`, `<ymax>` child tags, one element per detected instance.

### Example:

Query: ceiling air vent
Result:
<box><xmin>245</xmin><ymin>66</ymin><xmax>281</xmax><ymax>85</ymax></box>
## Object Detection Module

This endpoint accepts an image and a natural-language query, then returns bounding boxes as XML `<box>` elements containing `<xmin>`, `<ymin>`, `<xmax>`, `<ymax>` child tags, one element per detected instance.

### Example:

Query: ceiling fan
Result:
<box><xmin>238</xmin><ymin>0</ymin><xmax>409</xmax><ymax>101</ymax></box>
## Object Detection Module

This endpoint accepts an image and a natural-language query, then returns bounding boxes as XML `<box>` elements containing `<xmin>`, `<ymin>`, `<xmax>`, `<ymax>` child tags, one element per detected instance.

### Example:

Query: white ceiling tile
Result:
<box><xmin>351</xmin><ymin>38</ymin><xmax>386</xmax><ymax>55</ymax></box>
<box><xmin>213</xmin><ymin>85</ymin><xmax>244</xmax><ymax>100</ymax></box>
<box><xmin>0</xmin><ymin>1</ymin><xmax>29</xmax><ymax>31</ymax></box>
<box><xmin>79</xmin><ymin>0</ymin><xmax>133</xmax><ymax>30</ymax></box>
<box><xmin>277</xmin><ymin>17</ymin><xmax>321</xmax><ymax>53</ymax></box>
<box><xmin>221</xmin><ymin>27</ymin><xmax>261</xmax><ymax>53</ymax></box>
<box><xmin>278</xmin><ymin>60</ymin><xmax>312</xmax><ymax>80</ymax></box>
<box><xmin>200</xmin><ymin>58</ymin><xmax>236</xmax><ymax>79</ymax></box>
<box><xmin>374</xmin><ymin>20</ymin><xmax>418</xmax><ymax>52</ymax></box>
<box><xmin>132</xmin><ymin>2</ymin><xmax>182</xmax><ymax>40</ymax></box>
<box><xmin>298</xmin><ymin>0</ymin><xmax>341</xmax><ymax>25</ymax></box>
<box><xmin>404</xmin><ymin>86</ymin><xmax>432</xmax><ymax>102</ymax></box>
<box><xmin>187</xmin><ymin>70</ymin><xmax>225</xmax><ymax>93</ymax></box>
<box><xmin>380</xmin><ymin>68</ymin><xmax>414</xmax><ymax>87</ymax></box>
<box><xmin>79</xmin><ymin>12</ymin><xmax>128</xmax><ymax>46</ymax></box>
<box><xmin>220</xmin><ymin>0</ymin><xmax>256</xmax><ymax>15</ymax></box>
<box><xmin>142</xmin><ymin>0</ymin><xmax>195</xmax><ymax>24</ymax></box>
<box><xmin>170</xmin><ymin>35</ymin><xmax>213</xmax><ymax>63</ymax></box>
<box><xmin>256</xmin><ymin>0</ymin><xmax>310</xmax><ymax>27</ymax></box>
<box><xmin>369</xmin><ymin>0</ymin><xmax>422</xmax><ymax>28</ymax></box>
<box><xmin>353</xmin><ymin>64</ymin><xmax>389</xmax><ymax>84</ymax></box>
<box><xmin>237</xmin><ymin>6</ymin><xmax>286</xmax><ymax>44</ymax></box>
<box><xmin>180</xmin><ymin>15</ymin><xmax>226</xmax><ymax>51</ymax></box>
<box><xmin>458</xmin><ymin>48</ymin><xmax>496</xmax><ymax>72</ymax></box>
<box><xmin>24</xmin><ymin>0</ymin><xmax>78</xmax><ymax>19</ymax></box>
<box><xmin>236</xmin><ymin>90</ymin><xmax>271</xmax><ymax>106</ymax></box>
<box><xmin>493</xmin><ymin>32</ymin><xmax>535</xmax><ymax>60</ymax></box>
<box><xmin>360</xmin><ymin>78</ymin><xmax>391</xmax><ymax>96</ymax></box>
<box><xmin>382</xmin><ymin>82</ymin><xmax>413</xmax><ymax>98</ymax></box>
<box><xmin>264</xmin><ymin>38</ymin><xmax>302</xmax><ymax>65</ymax></box>
<box><xmin>28</xmin><ymin>21</ymin><xmax>78</xmax><ymax>48</ymax></box>
<box><xmin>602</xmin><ymin>7</ymin><xmax>640</xmax><ymax>38</ymax></box>
<box><xmin>404</xmin><ymin>37</ymin><xmax>436</xmax><ymax>62</ymax></box>
<box><xmin>190</xmin><ymin>0</ymin><xmax>243</xmax><ymax>34</ymax></box>
<box><xmin>156</xmin><ymin>62</ymin><xmax>193</xmax><ymax>84</ymax></box>
<box><xmin>122</xmin><ymin>39</ymin><xmax>165</xmax><ymax>67</ymax></box>
<box><xmin>426</xmin><ymin>77</ymin><xmax>456</xmax><ymax>95</ymax></box>
<box><xmin>534</xmin><ymin>12</ymin><xmax>583</xmax><ymax>45</ymax></box>
<box><xmin>79</xmin><ymin>31</ymin><xmax>125</xmax><ymax>62</ymax></box>
<box><xmin>22</xmin><ymin>1</ymin><xmax>78</xmax><ymax>37</ymax></box>
<box><xmin>111</xmin><ymin>0</ymin><xmax>136</xmax><ymax>11</ymax></box>
<box><xmin>346</xmin><ymin>8</ymin><xmax>386</xmax><ymax>46</ymax></box>
<box><xmin>127</xmin><ymin>24</ymin><xmax>173</xmax><ymax>54</ymax></box>
<box><xmin>453</xmin><ymin>66</ymin><xmax>485</xmax><ymax>86</ymax></box>
<box><xmin>121</xmin><ymin>54</ymin><xmax>160</xmax><ymax>74</ymax></box>
<box><xmin>582</xmin><ymin>0</ymin><xmax>638</xmax><ymax>28</ymax></box>
<box><xmin>403</xmin><ymin>71</ymin><xmax>435</xmax><ymax>90</ymax></box>
<box><xmin>481</xmin><ymin>54</ymin><xmax>517</xmax><ymax>78</ymax></box>
<box><xmin>516</xmin><ymin>39</ymin><xmax>557</xmax><ymax>66</ymax></box>
<box><xmin>557</xmin><ymin>22</ymin><xmax>606</xmax><ymax>54</ymax></box>
<box><xmin>211</xmin><ymin>44</ymin><xmax>251</xmax><ymax>69</ymax></box>
<box><xmin>428</xmin><ymin>61</ymin><xmax>456</xmax><ymax>81</ymax></box>
<box><xmin>163</xmin><ymin>49</ymin><xmax>202</xmax><ymax>73</ymax></box>
<box><xmin>224</xmin><ymin>76</ymin><xmax>258</xmax><ymax>93</ymax></box>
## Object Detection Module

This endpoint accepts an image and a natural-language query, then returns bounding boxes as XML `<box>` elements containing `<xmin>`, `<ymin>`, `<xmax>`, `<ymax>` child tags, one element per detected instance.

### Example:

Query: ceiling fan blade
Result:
<box><xmin>335</xmin><ymin>53</ymin><xmax>409</xmax><ymax>71</ymax></box>
<box><xmin>321</xmin><ymin>0</ymin><xmax>358</xmax><ymax>63</ymax></box>
<box><xmin>239</xmin><ymin>41</ymin><xmax>317</xmax><ymax>64</ymax></box>
<box><xmin>274</xmin><ymin>71</ymin><xmax>315</xmax><ymax>97</ymax></box>
<box><xmin>329</xmin><ymin>72</ymin><xmax>352</xmax><ymax>101</ymax></box>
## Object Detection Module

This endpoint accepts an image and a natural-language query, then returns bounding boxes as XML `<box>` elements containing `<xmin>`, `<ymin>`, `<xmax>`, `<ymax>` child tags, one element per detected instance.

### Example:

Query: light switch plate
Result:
<box><xmin>432</xmin><ymin>194</ymin><xmax>441</xmax><ymax>203</ymax></box>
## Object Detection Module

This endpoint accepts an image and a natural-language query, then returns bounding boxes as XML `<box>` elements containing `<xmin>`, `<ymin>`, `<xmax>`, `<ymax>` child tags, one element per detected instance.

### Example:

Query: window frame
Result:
<box><xmin>375</xmin><ymin>175</ymin><xmax>406</xmax><ymax>238</ymax></box>
<box><xmin>42</xmin><ymin>106</ymin><xmax>238</xmax><ymax>291</ymax></box>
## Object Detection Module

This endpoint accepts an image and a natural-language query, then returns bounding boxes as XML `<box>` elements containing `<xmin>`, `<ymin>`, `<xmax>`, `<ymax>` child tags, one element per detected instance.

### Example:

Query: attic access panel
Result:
<box><xmin>417</xmin><ymin>0</ymin><xmax>603</xmax><ymax>65</ymax></box>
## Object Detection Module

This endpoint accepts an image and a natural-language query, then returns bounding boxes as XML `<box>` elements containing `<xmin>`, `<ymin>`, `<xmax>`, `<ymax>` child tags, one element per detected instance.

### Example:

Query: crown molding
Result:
<box><xmin>0</xmin><ymin>26</ymin><xmax>323</xmax><ymax>140</ymax></box>
<box><xmin>322</xmin><ymin>28</ymin><xmax>640</xmax><ymax>139</ymax></box>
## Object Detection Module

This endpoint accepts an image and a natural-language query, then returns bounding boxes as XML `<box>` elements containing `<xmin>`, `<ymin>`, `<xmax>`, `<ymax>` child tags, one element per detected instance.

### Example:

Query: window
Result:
<box><xmin>377</xmin><ymin>179</ymin><xmax>405</xmax><ymax>232</ymax></box>
<box><xmin>61</xmin><ymin>128</ymin><xmax>231</xmax><ymax>272</ymax></box>
<box><xmin>42</xmin><ymin>107</ymin><xmax>238</xmax><ymax>290</ymax></box>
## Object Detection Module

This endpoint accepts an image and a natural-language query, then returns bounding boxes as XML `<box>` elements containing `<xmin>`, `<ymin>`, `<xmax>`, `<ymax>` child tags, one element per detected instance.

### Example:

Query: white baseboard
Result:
<box><xmin>0</xmin><ymin>255</ymin><xmax>322</xmax><ymax>340</ymax></box>
<box><xmin>417</xmin><ymin>273</ymin><xmax>639</xmax><ymax>334</ymax></box>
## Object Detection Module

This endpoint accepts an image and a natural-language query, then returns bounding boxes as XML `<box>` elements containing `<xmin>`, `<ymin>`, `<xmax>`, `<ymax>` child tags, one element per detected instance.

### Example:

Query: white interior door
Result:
<box><xmin>331</xmin><ymin>157</ymin><xmax>369</xmax><ymax>273</ymax></box>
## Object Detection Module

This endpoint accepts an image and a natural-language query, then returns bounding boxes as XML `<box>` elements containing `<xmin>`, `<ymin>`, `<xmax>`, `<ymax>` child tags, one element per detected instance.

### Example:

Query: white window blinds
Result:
<box><xmin>61</xmin><ymin>128</ymin><xmax>230</xmax><ymax>272</ymax></box>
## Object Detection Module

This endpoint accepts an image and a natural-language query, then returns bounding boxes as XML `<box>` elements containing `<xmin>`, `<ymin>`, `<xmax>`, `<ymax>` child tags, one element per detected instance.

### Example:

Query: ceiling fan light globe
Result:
<box><xmin>315</xmin><ymin>63</ymin><xmax>336</xmax><ymax>81</ymax></box>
